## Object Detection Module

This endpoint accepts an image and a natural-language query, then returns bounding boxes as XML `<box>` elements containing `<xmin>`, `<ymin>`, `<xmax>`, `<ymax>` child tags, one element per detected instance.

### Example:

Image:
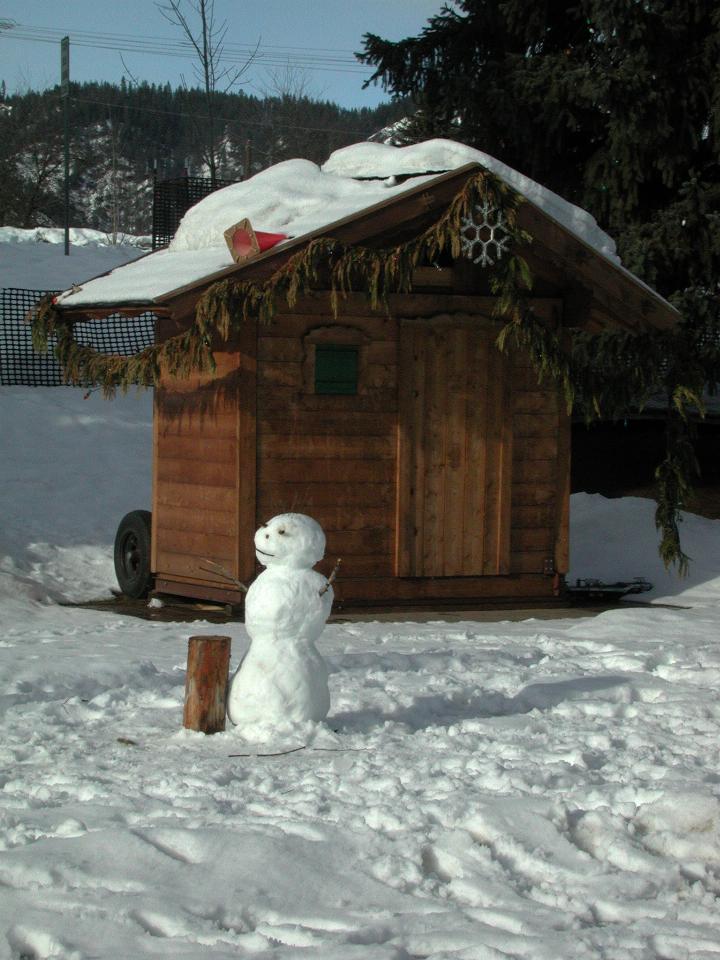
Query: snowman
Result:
<box><xmin>227</xmin><ymin>513</ymin><xmax>334</xmax><ymax>730</ymax></box>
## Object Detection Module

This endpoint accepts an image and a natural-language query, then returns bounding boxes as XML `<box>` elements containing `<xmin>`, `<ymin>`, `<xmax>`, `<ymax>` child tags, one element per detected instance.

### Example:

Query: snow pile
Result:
<box><xmin>0</xmin><ymin>228</ymin><xmax>147</xmax><ymax>292</ymax></box>
<box><xmin>0</xmin><ymin>224</ymin><xmax>153</xmax><ymax>606</ymax></box>
<box><xmin>56</xmin><ymin>139</ymin><xmax>621</xmax><ymax>309</ymax></box>
<box><xmin>0</xmin><ymin>226</ymin><xmax>151</xmax><ymax>248</ymax></box>
<box><xmin>569</xmin><ymin>492</ymin><xmax>720</xmax><ymax>606</ymax></box>
<box><xmin>53</xmin><ymin>157</ymin><xmax>434</xmax><ymax>308</ymax></box>
<box><xmin>169</xmin><ymin>157</ymin><xmax>420</xmax><ymax>252</ymax></box>
<box><xmin>0</xmin><ymin>387</ymin><xmax>152</xmax><ymax>607</ymax></box>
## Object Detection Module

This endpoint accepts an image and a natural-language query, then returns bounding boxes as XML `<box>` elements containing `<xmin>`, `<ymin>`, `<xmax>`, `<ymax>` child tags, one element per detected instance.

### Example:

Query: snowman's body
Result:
<box><xmin>227</xmin><ymin>514</ymin><xmax>333</xmax><ymax>728</ymax></box>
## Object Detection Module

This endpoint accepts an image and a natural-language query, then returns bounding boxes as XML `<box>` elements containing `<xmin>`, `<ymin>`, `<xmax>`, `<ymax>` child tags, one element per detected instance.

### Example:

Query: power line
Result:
<box><xmin>5</xmin><ymin>21</ymin><xmax>363</xmax><ymax>56</ymax></box>
<box><xmin>1</xmin><ymin>23</ymin><xmax>371</xmax><ymax>75</ymax></box>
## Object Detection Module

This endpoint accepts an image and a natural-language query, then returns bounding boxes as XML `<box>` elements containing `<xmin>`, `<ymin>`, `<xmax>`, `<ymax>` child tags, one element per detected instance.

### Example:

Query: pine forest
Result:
<box><xmin>0</xmin><ymin>79</ymin><xmax>408</xmax><ymax>235</ymax></box>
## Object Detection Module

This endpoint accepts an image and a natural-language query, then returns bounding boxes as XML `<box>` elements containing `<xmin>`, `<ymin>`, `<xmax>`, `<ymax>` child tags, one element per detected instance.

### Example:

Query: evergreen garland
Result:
<box><xmin>30</xmin><ymin>170</ymin><xmax>523</xmax><ymax>390</ymax></box>
<box><xmin>28</xmin><ymin>169</ymin><xmax>701</xmax><ymax>572</ymax></box>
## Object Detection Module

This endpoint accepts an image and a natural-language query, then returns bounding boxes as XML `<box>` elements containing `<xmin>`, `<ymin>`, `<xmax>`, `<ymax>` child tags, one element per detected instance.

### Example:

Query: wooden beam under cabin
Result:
<box><xmin>59</xmin><ymin>305</ymin><xmax>169</xmax><ymax>322</ymax></box>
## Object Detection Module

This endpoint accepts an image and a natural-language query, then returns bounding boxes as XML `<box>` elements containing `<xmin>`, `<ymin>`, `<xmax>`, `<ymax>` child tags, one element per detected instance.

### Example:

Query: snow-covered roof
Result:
<box><xmin>322</xmin><ymin>141</ymin><xmax>619</xmax><ymax>262</ymax></box>
<box><xmin>55</xmin><ymin>139</ymin><xmax>640</xmax><ymax>311</ymax></box>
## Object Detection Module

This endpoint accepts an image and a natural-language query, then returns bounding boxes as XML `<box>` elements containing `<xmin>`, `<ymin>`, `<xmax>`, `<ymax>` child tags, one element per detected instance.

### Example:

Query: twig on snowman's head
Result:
<box><xmin>319</xmin><ymin>558</ymin><xmax>342</xmax><ymax>596</ymax></box>
<box><xmin>199</xmin><ymin>558</ymin><xmax>248</xmax><ymax>593</ymax></box>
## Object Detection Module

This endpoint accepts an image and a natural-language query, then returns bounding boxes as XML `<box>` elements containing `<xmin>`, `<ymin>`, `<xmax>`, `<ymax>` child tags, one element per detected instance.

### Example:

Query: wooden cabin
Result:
<box><xmin>53</xmin><ymin>159</ymin><xmax>678</xmax><ymax>609</ymax></box>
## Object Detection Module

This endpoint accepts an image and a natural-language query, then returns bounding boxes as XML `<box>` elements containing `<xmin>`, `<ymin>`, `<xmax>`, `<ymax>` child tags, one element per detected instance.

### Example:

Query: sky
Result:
<box><xmin>0</xmin><ymin>0</ymin><xmax>444</xmax><ymax>108</ymax></box>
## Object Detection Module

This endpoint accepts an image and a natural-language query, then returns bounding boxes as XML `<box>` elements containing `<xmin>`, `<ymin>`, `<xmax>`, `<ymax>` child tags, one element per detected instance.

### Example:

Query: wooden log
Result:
<box><xmin>260</xmin><ymin>410</ymin><xmax>395</xmax><ymax>438</ymax></box>
<box><xmin>260</xmin><ymin>433</ymin><xmax>395</xmax><ymax>460</ymax></box>
<box><xmin>513</xmin><ymin>413</ymin><xmax>559</xmax><ymax>438</ymax></box>
<box><xmin>183</xmin><ymin>636</ymin><xmax>232</xmax><ymax>734</ymax></box>
<box><xmin>156</xmin><ymin>528</ymin><xmax>237</xmax><ymax>561</ymax></box>
<box><xmin>257</xmin><ymin>384</ymin><xmax>397</xmax><ymax>413</ymax></box>
<box><xmin>157</xmin><ymin>458</ymin><xmax>237</xmax><ymax>487</ymax></box>
<box><xmin>157</xmin><ymin>550</ymin><xmax>241</xmax><ymax>580</ymax></box>
<box><xmin>512</xmin><ymin>458</ymin><xmax>558</xmax><ymax>484</ymax></box>
<box><xmin>514</xmin><ymin>437</ymin><xmax>559</xmax><ymax>462</ymax></box>
<box><xmin>157</xmin><ymin>482</ymin><xmax>238</xmax><ymax>512</ymax></box>
<box><xmin>258</xmin><ymin>337</ymin><xmax>398</xmax><ymax>365</ymax></box>
<box><xmin>261</xmin><ymin>458</ymin><xmax>395</xmax><ymax>484</ymax></box>
<box><xmin>257</xmin><ymin>480</ymin><xmax>395</xmax><ymax>509</ymax></box>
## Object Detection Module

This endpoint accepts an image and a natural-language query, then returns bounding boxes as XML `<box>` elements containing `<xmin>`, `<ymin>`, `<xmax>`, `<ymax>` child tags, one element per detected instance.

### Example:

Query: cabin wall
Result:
<box><xmin>256</xmin><ymin>303</ymin><xmax>398</xmax><ymax>580</ymax></box>
<box><xmin>253</xmin><ymin>296</ymin><xmax>568</xmax><ymax>603</ymax></box>
<box><xmin>510</xmin><ymin>353</ymin><xmax>569</xmax><ymax>577</ymax></box>
<box><xmin>151</xmin><ymin>295</ymin><xmax>569</xmax><ymax>606</ymax></box>
<box><xmin>152</xmin><ymin>317</ymin><xmax>256</xmax><ymax>601</ymax></box>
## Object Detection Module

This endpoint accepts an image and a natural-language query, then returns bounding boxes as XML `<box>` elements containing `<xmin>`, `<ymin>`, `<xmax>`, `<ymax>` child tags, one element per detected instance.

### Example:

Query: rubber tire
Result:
<box><xmin>114</xmin><ymin>510</ymin><xmax>153</xmax><ymax>599</ymax></box>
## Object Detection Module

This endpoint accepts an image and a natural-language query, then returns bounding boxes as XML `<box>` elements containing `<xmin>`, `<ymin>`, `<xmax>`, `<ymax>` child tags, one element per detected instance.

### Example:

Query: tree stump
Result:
<box><xmin>183</xmin><ymin>635</ymin><xmax>231</xmax><ymax>734</ymax></box>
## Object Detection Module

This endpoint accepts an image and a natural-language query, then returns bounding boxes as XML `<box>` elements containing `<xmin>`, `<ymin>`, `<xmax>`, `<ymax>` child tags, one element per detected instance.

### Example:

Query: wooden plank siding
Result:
<box><xmin>509</xmin><ymin>354</ymin><xmax>565</xmax><ymax>576</ymax></box>
<box><xmin>256</xmin><ymin>314</ymin><xmax>399</xmax><ymax>580</ymax></box>
<box><xmin>150</xmin><ymin>297</ymin><xmax>568</xmax><ymax>606</ymax></box>
<box><xmin>152</xmin><ymin>319</ymin><xmax>257</xmax><ymax>592</ymax></box>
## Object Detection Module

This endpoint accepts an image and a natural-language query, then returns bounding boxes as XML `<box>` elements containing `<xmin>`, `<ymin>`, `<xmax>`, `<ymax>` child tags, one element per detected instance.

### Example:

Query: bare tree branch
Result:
<box><xmin>156</xmin><ymin>0</ymin><xmax>258</xmax><ymax>180</ymax></box>
<box><xmin>199</xmin><ymin>558</ymin><xmax>248</xmax><ymax>593</ymax></box>
<box><xmin>119</xmin><ymin>54</ymin><xmax>141</xmax><ymax>88</ymax></box>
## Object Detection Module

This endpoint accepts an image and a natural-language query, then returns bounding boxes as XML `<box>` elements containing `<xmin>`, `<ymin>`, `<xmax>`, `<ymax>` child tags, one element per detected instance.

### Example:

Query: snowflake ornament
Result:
<box><xmin>460</xmin><ymin>199</ymin><xmax>511</xmax><ymax>267</ymax></box>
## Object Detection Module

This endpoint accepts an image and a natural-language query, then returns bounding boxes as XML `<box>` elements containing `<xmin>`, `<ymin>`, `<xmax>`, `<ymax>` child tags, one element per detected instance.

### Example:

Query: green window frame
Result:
<box><xmin>314</xmin><ymin>343</ymin><xmax>359</xmax><ymax>395</ymax></box>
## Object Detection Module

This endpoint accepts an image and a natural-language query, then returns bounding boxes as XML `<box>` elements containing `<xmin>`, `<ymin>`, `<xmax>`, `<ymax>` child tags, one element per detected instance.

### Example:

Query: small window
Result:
<box><xmin>314</xmin><ymin>344</ymin><xmax>359</xmax><ymax>395</ymax></box>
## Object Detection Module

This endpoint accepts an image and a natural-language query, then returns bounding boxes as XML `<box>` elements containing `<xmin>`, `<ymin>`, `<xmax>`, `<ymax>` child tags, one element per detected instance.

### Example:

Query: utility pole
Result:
<box><xmin>60</xmin><ymin>36</ymin><xmax>70</xmax><ymax>256</ymax></box>
<box><xmin>244</xmin><ymin>140</ymin><xmax>252</xmax><ymax>180</ymax></box>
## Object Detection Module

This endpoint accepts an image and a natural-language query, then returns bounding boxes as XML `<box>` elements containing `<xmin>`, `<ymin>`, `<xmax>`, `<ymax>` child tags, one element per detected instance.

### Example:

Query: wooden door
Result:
<box><xmin>396</xmin><ymin>317</ymin><xmax>513</xmax><ymax>577</ymax></box>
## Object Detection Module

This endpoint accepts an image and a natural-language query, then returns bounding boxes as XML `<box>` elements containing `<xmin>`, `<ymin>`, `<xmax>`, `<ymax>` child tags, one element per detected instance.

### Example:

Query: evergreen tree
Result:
<box><xmin>360</xmin><ymin>1</ymin><xmax>720</xmax><ymax>316</ymax></box>
<box><xmin>361</xmin><ymin>1</ymin><xmax>720</xmax><ymax>568</ymax></box>
<box><xmin>0</xmin><ymin>82</ymin><xmax>409</xmax><ymax>233</ymax></box>
<box><xmin>0</xmin><ymin>93</ymin><xmax>70</xmax><ymax>227</ymax></box>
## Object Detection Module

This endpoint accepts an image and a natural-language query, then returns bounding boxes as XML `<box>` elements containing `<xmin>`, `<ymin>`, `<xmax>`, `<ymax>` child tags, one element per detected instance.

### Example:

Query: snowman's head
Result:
<box><xmin>254</xmin><ymin>513</ymin><xmax>326</xmax><ymax>570</ymax></box>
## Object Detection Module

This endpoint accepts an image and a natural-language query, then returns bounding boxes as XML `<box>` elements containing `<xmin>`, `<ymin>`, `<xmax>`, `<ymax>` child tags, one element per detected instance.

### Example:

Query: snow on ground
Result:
<box><xmin>0</xmin><ymin>227</ymin><xmax>148</xmax><ymax>292</ymax></box>
<box><xmin>1</xmin><ymin>236</ymin><xmax>719</xmax><ymax>959</ymax></box>
<box><xmin>0</xmin><ymin>386</ymin><xmax>153</xmax><ymax>606</ymax></box>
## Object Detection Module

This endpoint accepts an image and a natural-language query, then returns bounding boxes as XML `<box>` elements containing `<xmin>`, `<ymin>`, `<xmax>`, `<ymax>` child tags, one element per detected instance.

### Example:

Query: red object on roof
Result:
<box><xmin>224</xmin><ymin>218</ymin><xmax>288</xmax><ymax>263</ymax></box>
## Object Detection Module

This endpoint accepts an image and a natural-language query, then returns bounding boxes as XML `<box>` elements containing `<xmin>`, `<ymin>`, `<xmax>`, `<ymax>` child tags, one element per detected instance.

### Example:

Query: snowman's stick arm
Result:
<box><xmin>199</xmin><ymin>558</ymin><xmax>248</xmax><ymax>594</ymax></box>
<box><xmin>319</xmin><ymin>558</ymin><xmax>342</xmax><ymax>596</ymax></box>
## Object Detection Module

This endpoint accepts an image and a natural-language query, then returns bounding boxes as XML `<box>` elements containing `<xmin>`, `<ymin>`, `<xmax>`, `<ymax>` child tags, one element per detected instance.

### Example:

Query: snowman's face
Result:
<box><xmin>254</xmin><ymin>513</ymin><xmax>326</xmax><ymax>570</ymax></box>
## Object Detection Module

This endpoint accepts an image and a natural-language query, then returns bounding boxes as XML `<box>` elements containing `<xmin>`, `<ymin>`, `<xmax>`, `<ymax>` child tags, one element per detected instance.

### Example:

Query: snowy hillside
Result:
<box><xmin>1</xmin><ymin>231</ymin><xmax>720</xmax><ymax>959</ymax></box>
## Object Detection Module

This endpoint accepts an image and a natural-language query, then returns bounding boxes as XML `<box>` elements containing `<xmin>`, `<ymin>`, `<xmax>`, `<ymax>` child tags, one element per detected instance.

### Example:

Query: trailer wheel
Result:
<box><xmin>114</xmin><ymin>510</ymin><xmax>153</xmax><ymax>599</ymax></box>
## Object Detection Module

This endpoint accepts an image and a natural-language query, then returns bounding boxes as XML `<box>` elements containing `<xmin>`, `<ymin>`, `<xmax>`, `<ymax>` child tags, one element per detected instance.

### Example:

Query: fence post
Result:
<box><xmin>183</xmin><ymin>635</ymin><xmax>231</xmax><ymax>734</ymax></box>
